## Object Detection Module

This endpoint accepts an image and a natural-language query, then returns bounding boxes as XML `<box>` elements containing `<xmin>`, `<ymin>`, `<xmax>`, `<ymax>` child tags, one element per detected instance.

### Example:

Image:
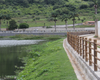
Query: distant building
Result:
<box><xmin>83</xmin><ymin>21</ymin><xmax>95</xmax><ymax>25</ymax></box>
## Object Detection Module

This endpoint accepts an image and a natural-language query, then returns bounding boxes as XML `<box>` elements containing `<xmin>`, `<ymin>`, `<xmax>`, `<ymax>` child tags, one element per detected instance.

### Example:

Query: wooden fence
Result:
<box><xmin>67</xmin><ymin>32</ymin><xmax>100</xmax><ymax>71</ymax></box>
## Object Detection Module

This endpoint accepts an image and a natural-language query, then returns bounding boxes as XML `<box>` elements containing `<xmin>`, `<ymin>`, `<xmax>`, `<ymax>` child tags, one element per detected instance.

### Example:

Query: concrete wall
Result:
<box><xmin>98</xmin><ymin>21</ymin><xmax>100</xmax><ymax>38</ymax></box>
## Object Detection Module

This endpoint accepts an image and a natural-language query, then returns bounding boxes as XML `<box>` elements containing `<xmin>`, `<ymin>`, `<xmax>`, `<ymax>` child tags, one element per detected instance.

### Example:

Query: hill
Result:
<box><xmin>0</xmin><ymin>0</ymin><xmax>100</xmax><ymax>28</ymax></box>
<box><xmin>0</xmin><ymin>0</ymin><xmax>99</xmax><ymax>17</ymax></box>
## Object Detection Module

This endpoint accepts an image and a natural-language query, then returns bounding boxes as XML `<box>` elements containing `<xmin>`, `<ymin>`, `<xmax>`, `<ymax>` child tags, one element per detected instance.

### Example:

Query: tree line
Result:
<box><xmin>0</xmin><ymin>0</ymin><xmax>100</xmax><ymax>31</ymax></box>
<box><xmin>0</xmin><ymin>0</ymin><xmax>99</xmax><ymax>18</ymax></box>
<box><xmin>0</xmin><ymin>0</ymin><xmax>68</xmax><ymax>7</ymax></box>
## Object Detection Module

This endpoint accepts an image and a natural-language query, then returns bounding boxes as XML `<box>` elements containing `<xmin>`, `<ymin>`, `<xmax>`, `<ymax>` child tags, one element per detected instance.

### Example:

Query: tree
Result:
<box><xmin>33</xmin><ymin>17</ymin><xmax>40</xmax><ymax>24</ymax></box>
<box><xmin>80</xmin><ymin>4</ymin><xmax>88</xmax><ymax>9</ymax></box>
<box><xmin>0</xmin><ymin>14</ymin><xmax>10</xmax><ymax>31</ymax></box>
<box><xmin>93</xmin><ymin>0</ymin><xmax>98</xmax><ymax>36</ymax></box>
<box><xmin>61</xmin><ymin>14</ymin><xmax>70</xmax><ymax>30</ymax></box>
<box><xmin>81</xmin><ymin>0</ymin><xmax>98</xmax><ymax>14</ymax></box>
<box><xmin>4</xmin><ymin>14</ymin><xmax>11</xmax><ymax>29</ymax></box>
<box><xmin>8</xmin><ymin>19</ymin><xmax>18</xmax><ymax>30</ymax></box>
<box><xmin>33</xmin><ymin>18</ymin><xmax>36</xmax><ymax>24</ymax></box>
<box><xmin>51</xmin><ymin>11</ymin><xmax>59</xmax><ymax>32</ymax></box>
<box><xmin>82</xmin><ymin>0</ymin><xmax>98</xmax><ymax>36</ymax></box>
<box><xmin>81</xmin><ymin>18</ymin><xmax>86</xmax><ymax>24</ymax></box>
<box><xmin>70</xmin><ymin>12</ymin><xmax>80</xmax><ymax>30</ymax></box>
<box><xmin>93</xmin><ymin>0</ymin><xmax>98</xmax><ymax>14</ymax></box>
<box><xmin>0</xmin><ymin>14</ymin><xmax>2</xmax><ymax>31</ymax></box>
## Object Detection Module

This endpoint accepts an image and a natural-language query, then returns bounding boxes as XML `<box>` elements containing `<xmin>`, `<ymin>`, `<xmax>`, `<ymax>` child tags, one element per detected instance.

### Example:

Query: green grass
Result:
<box><xmin>69</xmin><ymin>25</ymin><xmax>94</xmax><ymax>28</ymax></box>
<box><xmin>0</xmin><ymin>15</ymin><xmax>95</xmax><ymax>28</ymax></box>
<box><xmin>17</xmin><ymin>39</ymin><xmax>77</xmax><ymax>80</ymax></box>
<box><xmin>8</xmin><ymin>34</ymin><xmax>65</xmax><ymax>40</ymax></box>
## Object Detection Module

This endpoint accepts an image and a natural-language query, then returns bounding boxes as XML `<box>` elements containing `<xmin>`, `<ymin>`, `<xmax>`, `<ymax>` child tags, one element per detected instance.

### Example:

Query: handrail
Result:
<box><xmin>67</xmin><ymin>32</ymin><xmax>99</xmax><ymax>71</ymax></box>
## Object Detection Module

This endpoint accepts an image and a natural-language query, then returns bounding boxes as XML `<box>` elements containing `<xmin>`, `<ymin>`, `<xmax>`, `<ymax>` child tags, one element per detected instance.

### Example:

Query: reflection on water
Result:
<box><xmin>0</xmin><ymin>46</ymin><xmax>27</xmax><ymax>77</ymax></box>
<box><xmin>0</xmin><ymin>40</ymin><xmax>43</xmax><ymax>79</ymax></box>
<box><xmin>0</xmin><ymin>40</ymin><xmax>44</xmax><ymax>47</ymax></box>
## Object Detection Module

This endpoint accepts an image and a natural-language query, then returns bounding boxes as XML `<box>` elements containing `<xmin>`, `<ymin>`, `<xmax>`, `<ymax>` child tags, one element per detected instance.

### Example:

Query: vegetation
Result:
<box><xmin>0</xmin><ymin>15</ymin><xmax>96</xmax><ymax>29</ymax></box>
<box><xmin>51</xmin><ymin>11</ymin><xmax>58</xmax><ymax>31</ymax></box>
<box><xmin>17</xmin><ymin>38</ymin><xmax>77</xmax><ymax>80</ymax></box>
<box><xmin>8</xmin><ymin>19</ymin><xmax>18</xmax><ymax>30</ymax></box>
<box><xmin>0</xmin><ymin>0</ymin><xmax>98</xmax><ymax>18</ymax></box>
<box><xmin>0</xmin><ymin>0</ymin><xmax>99</xmax><ymax>29</ymax></box>
<box><xmin>69</xmin><ymin>12</ymin><xmax>80</xmax><ymax>29</ymax></box>
<box><xmin>0</xmin><ymin>0</ymin><xmax>98</xmax><ymax>79</ymax></box>
<box><xmin>69</xmin><ymin>25</ymin><xmax>94</xmax><ymax>28</ymax></box>
<box><xmin>0</xmin><ymin>14</ymin><xmax>11</xmax><ymax>30</ymax></box>
<box><xmin>8</xmin><ymin>34</ymin><xmax>65</xmax><ymax>40</ymax></box>
<box><xmin>61</xmin><ymin>14</ymin><xmax>70</xmax><ymax>30</ymax></box>
<box><xmin>19</xmin><ymin>23</ymin><xmax>29</xmax><ymax>29</ymax></box>
<box><xmin>46</xmin><ymin>26</ymin><xmax>52</xmax><ymax>28</ymax></box>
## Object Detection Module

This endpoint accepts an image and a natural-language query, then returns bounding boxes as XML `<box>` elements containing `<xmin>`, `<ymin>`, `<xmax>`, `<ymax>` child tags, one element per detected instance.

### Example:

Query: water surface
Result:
<box><xmin>0</xmin><ymin>40</ymin><xmax>44</xmax><ymax>47</ymax></box>
<box><xmin>0</xmin><ymin>40</ymin><xmax>43</xmax><ymax>79</ymax></box>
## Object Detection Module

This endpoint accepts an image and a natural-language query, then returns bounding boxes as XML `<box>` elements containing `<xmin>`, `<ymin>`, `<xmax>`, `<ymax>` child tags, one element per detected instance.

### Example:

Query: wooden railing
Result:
<box><xmin>67</xmin><ymin>32</ymin><xmax>100</xmax><ymax>71</ymax></box>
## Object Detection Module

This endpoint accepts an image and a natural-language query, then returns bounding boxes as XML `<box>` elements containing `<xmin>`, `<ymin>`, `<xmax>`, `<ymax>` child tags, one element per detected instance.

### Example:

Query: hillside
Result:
<box><xmin>0</xmin><ymin>0</ymin><xmax>100</xmax><ymax>28</ymax></box>
<box><xmin>0</xmin><ymin>0</ymin><xmax>99</xmax><ymax>17</ymax></box>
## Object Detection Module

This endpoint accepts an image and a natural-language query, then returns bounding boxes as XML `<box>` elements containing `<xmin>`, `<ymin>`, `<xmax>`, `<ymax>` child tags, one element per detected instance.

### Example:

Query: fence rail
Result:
<box><xmin>67</xmin><ymin>32</ymin><xmax>100</xmax><ymax>71</ymax></box>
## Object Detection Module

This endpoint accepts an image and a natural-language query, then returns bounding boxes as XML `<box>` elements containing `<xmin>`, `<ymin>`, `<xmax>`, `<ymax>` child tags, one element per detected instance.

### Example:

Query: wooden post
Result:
<box><xmin>70</xmin><ymin>34</ymin><xmax>71</xmax><ymax>45</ymax></box>
<box><xmin>76</xmin><ymin>35</ymin><xmax>78</xmax><ymax>52</ymax></box>
<box><xmin>68</xmin><ymin>33</ymin><xmax>69</xmax><ymax>43</ymax></box>
<box><xmin>67</xmin><ymin>32</ymin><xmax>69</xmax><ymax>42</ymax></box>
<box><xmin>72</xmin><ymin>35</ymin><xmax>74</xmax><ymax>49</ymax></box>
<box><xmin>85</xmin><ymin>38</ymin><xmax>88</xmax><ymax>61</ymax></box>
<box><xmin>82</xmin><ymin>37</ymin><xmax>85</xmax><ymax>59</ymax></box>
<box><xmin>76</xmin><ymin>35</ymin><xmax>77</xmax><ymax>52</ymax></box>
<box><xmin>68</xmin><ymin>33</ymin><xmax>69</xmax><ymax>44</ymax></box>
<box><xmin>94</xmin><ymin>39</ymin><xmax>97</xmax><ymax>71</ymax></box>
<box><xmin>75</xmin><ymin>35</ymin><xmax>77</xmax><ymax>51</ymax></box>
<box><xmin>80</xmin><ymin>37</ymin><xmax>82</xmax><ymax>56</ymax></box>
<box><xmin>89</xmin><ymin>39</ymin><xmax>92</xmax><ymax>66</ymax></box>
<box><xmin>73</xmin><ymin>35</ymin><xmax>74</xmax><ymax>50</ymax></box>
<box><xmin>71</xmin><ymin>34</ymin><xmax>73</xmax><ymax>48</ymax></box>
<box><xmin>69</xmin><ymin>34</ymin><xmax>71</xmax><ymax>45</ymax></box>
<box><xmin>75</xmin><ymin>35</ymin><xmax>76</xmax><ymax>50</ymax></box>
<box><xmin>71</xmin><ymin>34</ymin><xmax>72</xmax><ymax>47</ymax></box>
<box><xmin>78</xmin><ymin>36</ymin><xmax>79</xmax><ymax>54</ymax></box>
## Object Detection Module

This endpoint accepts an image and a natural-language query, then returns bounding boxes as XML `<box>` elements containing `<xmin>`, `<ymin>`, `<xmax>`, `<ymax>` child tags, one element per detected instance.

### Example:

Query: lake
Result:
<box><xmin>0</xmin><ymin>40</ymin><xmax>44</xmax><ymax>80</ymax></box>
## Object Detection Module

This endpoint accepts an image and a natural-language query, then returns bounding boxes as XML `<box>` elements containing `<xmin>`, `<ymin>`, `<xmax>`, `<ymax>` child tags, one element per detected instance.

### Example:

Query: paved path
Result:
<box><xmin>51</xmin><ymin>23</ymin><xmax>82</xmax><ymax>27</ymax></box>
<box><xmin>63</xmin><ymin>39</ymin><xmax>88</xmax><ymax>80</ymax></box>
<box><xmin>1</xmin><ymin>23</ymin><xmax>94</xmax><ymax>31</ymax></box>
<box><xmin>79</xmin><ymin>34</ymin><xmax>100</xmax><ymax>44</ymax></box>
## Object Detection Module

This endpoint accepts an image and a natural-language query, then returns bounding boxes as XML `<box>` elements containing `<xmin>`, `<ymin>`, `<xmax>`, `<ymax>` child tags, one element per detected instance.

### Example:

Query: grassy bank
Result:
<box><xmin>2</xmin><ymin>34</ymin><xmax>66</xmax><ymax>40</ymax></box>
<box><xmin>17</xmin><ymin>39</ymin><xmax>77</xmax><ymax>80</ymax></box>
<box><xmin>69</xmin><ymin>25</ymin><xmax>94</xmax><ymax>28</ymax></box>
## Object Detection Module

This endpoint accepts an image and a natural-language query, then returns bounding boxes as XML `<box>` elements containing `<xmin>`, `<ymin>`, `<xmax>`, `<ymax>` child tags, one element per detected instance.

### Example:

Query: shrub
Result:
<box><xmin>36</xmin><ymin>17</ymin><xmax>40</xmax><ymax>20</ymax></box>
<box><xmin>80</xmin><ymin>4</ymin><xmax>88</xmax><ymax>9</ymax></box>
<box><xmin>19</xmin><ymin>23</ymin><xmax>29</xmax><ymax>29</ymax></box>
<box><xmin>46</xmin><ymin>26</ymin><xmax>52</xmax><ymax>28</ymax></box>
<box><xmin>47</xmin><ymin>17</ymin><xmax>53</xmax><ymax>21</ymax></box>
<box><xmin>8</xmin><ymin>19</ymin><xmax>18</xmax><ymax>30</ymax></box>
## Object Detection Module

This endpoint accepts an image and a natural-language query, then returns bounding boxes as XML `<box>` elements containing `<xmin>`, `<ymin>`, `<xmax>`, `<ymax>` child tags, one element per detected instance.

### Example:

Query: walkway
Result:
<box><xmin>63</xmin><ymin>39</ymin><xmax>89</xmax><ymax>80</ymax></box>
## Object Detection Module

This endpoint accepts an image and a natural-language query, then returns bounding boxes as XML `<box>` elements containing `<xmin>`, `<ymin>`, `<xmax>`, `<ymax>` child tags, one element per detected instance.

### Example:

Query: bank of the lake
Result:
<box><xmin>0</xmin><ymin>34</ymin><xmax>65</xmax><ymax>40</ymax></box>
<box><xmin>0</xmin><ymin>39</ymin><xmax>46</xmax><ymax>80</ymax></box>
<box><xmin>17</xmin><ymin>38</ymin><xmax>77</xmax><ymax>80</ymax></box>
